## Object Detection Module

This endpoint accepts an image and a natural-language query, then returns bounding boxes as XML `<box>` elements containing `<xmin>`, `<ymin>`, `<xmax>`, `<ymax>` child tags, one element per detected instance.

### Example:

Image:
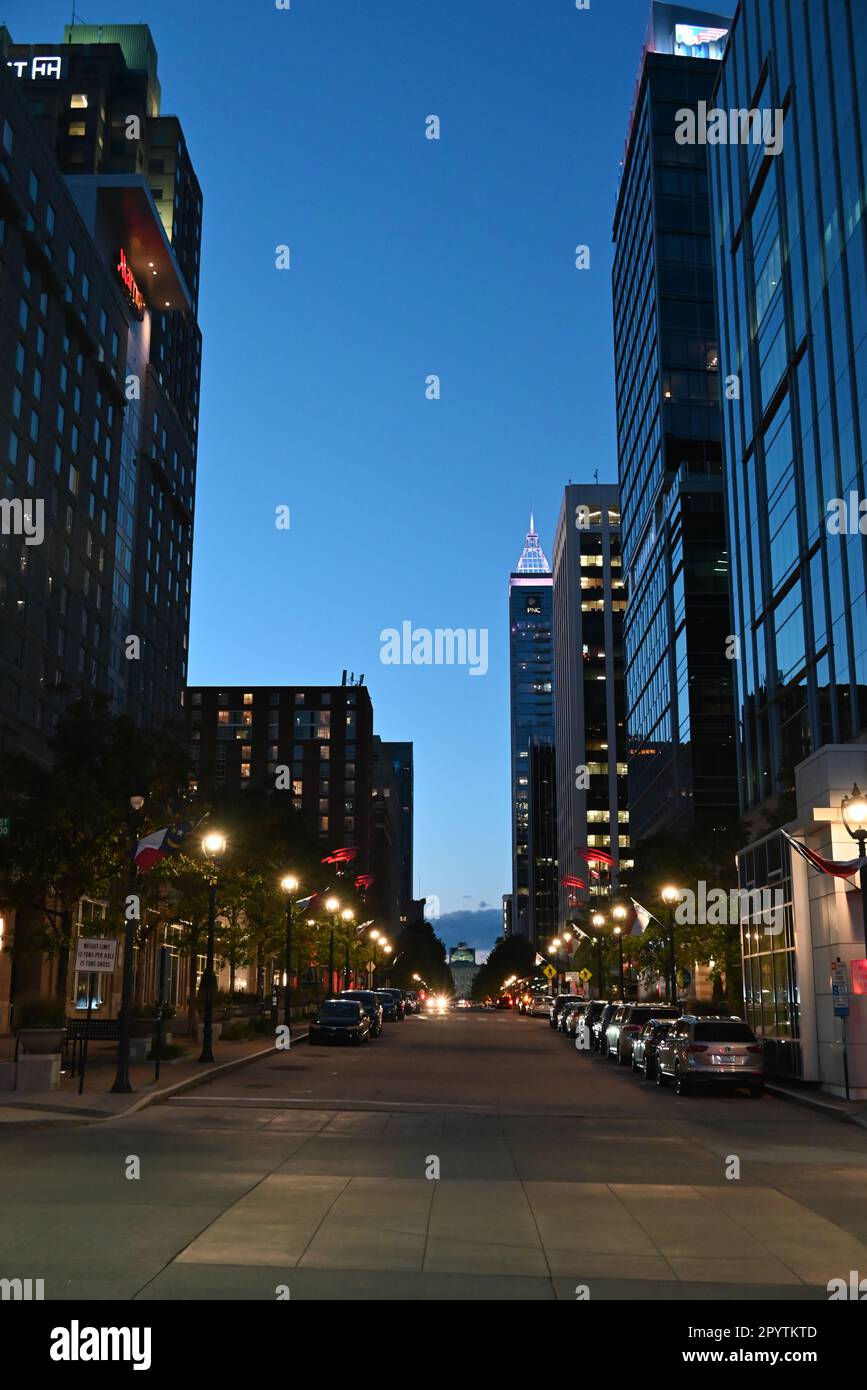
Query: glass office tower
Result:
<box><xmin>709</xmin><ymin>0</ymin><xmax>867</xmax><ymax>815</ymax></box>
<box><xmin>613</xmin><ymin>3</ymin><xmax>738</xmax><ymax>845</ymax></box>
<box><xmin>508</xmin><ymin>515</ymin><xmax>555</xmax><ymax>940</ymax></box>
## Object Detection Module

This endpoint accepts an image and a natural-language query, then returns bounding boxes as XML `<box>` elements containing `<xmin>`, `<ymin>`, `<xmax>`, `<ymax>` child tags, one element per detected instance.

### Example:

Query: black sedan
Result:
<box><xmin>309</xmin><ymin>999</ymin><xmax>371</xmax><ymax>1045</ymax></box>
<box><xmin>375</xmin><ymin>991</ymin><xmax>401</xmax><ymax>1022</ymax></box>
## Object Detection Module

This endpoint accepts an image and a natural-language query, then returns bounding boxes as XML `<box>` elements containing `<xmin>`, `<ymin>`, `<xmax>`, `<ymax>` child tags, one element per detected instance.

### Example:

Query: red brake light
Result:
<box><xmin>686</xmin><ymin>1044</ymin><xmax>708</xmax><ymax>1053</ymax></box>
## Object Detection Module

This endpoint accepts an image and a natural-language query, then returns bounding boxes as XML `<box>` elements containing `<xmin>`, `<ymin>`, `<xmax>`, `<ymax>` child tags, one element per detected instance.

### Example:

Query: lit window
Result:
<box><xmin>68</xmin><ymin>122</ymin><xmax>87</xmax><ymax>137</ymax></box>
<box><xmin>70</xmin><ymin>94</ymin><xmax>88</xmax><ymax>109</ymax></box>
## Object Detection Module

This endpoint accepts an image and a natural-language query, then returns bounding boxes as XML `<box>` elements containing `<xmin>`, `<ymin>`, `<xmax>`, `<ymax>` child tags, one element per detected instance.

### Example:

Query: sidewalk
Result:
<box><xmin>0</xmin><ymin>1025</ymin><xmax>308</xmax><ymax>1130</ymax></box>
<box><xmin>766</xmin><ymin>1078</ymin><xmax>867</xmax><ymax>1129</ymax></box>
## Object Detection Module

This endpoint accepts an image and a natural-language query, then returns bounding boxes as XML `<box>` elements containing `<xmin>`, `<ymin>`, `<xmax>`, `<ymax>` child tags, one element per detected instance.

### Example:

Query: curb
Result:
<box><xmin>0</xmin><ymin>1031</ymin><xmax>309</xmax><ymax>1132</ymax></box>
<box><xmin>111</xmin><ymin>1029</ymin><xmax>310</xmax><ymax>1120</ymax></box>
<box><xmin>766</xmin><ymin>1080</ymin><xmax>867</xmax><ymax>1128</ymax></box>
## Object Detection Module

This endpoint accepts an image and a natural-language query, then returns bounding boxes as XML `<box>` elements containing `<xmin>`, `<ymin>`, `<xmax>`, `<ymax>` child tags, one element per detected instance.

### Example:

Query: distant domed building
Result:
<box><xmin>449</xmin><ymin>942</ymin><xmax>480</xmax><ymax>999</ymax></box>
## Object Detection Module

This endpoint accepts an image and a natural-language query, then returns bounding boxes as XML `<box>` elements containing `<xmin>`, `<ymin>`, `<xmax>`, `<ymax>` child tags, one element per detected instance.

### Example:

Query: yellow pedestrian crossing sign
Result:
<box><xmin>543</xmin><ymin>964</ymin><xmax>556</xmax><ymax>980</ymax></box>
<box><xmin>579</xmin><ymin>968</ymin><xmax>592</xmax><ymax>982</ymax></box>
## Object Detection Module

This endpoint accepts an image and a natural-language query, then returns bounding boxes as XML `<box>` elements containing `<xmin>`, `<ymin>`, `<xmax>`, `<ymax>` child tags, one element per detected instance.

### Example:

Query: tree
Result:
<box><xmin>389</xmin><ymin>917</ymin><xmax>451</xmax><ymax>993</ymax></box>
<box><xmin>471</xmin><ymin>935</ymin><xmax>536</xmax><ymax>1001</ymax></box>
<box><xmin>0</xmin><ymin>694</ymin><xmax>188</xmax><ymax>1001</ymax></box>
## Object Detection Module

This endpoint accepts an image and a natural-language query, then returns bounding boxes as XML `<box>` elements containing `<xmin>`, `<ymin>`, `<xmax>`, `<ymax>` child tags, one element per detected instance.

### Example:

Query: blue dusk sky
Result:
<box><xmin>10</xmin><ymin>0</ymin><xmax>654</xmax><ymax>945</ymax></box>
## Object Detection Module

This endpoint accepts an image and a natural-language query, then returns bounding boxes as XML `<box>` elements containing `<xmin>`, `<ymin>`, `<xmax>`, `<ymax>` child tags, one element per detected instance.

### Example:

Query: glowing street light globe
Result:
<box><xmin>661</xmin><ymin>885</ymin><xmax>680</xmax><ymax>906</ymax></box>
<box><xmin>280</xmin><ymin>875</ymin><xmax>299</xmax><ymax>894</ymax></box>
<box><xmin>325</xmin><ymin>896</ymin><xmax>340</xmax><ymax>913</ymax></box>
<box><xmin>202</xmin><ymin>832</ymin><xmax>226</xmax><ymax>857</ymax></box>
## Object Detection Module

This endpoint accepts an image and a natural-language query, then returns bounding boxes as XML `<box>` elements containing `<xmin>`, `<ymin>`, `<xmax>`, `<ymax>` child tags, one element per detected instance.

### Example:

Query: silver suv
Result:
<box><xmin>655</xmin><ymin>1016</ymin><xmax>765</xmax><ymax>1097</ymax></box>
<box><xmin>605</xmin><ymin>1002</ymin><xmax>680</xmax><ymax>1065</ymax></box>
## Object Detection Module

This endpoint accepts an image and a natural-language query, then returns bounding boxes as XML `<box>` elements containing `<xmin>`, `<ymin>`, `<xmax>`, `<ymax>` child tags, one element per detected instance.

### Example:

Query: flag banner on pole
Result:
<box><xmin>321</xmin><ymin>846</ymin><xmax>358</xmax><ymax>865</ymax></box>
<box><xmin>570</xmin><ymin>925</ymin><xmax>593</xmax><ymax>943</ymax></box>
<box><xmin>534</xmin><ymin>953</ymin><xmax>546</xmax><ymax>966</ymax></box>
<box><xmin>781</xmin><ymin>828</ymin><xmax>867</xmax><ymax>880</ymax></box>
<box><xmin>296</xmin><ymin>893</ymin><xmax>319</xmax><ymax>911</ymax></box>
<box><xmin>134</xmin><ymin>821</ymin><xmax>194</xmax><ymax>872</ymax></box>
<box><xmin>629</xmin><ymin>897</ymin><xmax>660</xmax><ymax>936</ymax></box>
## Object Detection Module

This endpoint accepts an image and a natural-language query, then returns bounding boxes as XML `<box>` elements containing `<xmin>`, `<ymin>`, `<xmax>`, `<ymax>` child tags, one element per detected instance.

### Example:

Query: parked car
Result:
<box><xmin>655</xmin><ymin>1016</ymin><xmax>765</xmax><ymax>1096</ymax></box>
<box><xmin>592</xmin><ymin>1001</ymin><xmax>621</xmax><ymax>1054</ymax></box>
<box><xmin>377</xmin><ymin>988</ymin><xmax>406</xmax><ymax>1020</ymax></box>
<box><xmin>558</xmin><ymin>999</ymin><xmax>585</xmax><ymax>1033</ymax></box>
<box><xmin>309</xmin><ymin>999</ymin><xmax>371</xmax><ymax>1046</ymax></box>
<box><xmin>375</xmin><ymin>990</ymin><xmax>401</xmax><ymax>1022</ymax></box>
<box><xmin>403</xmin><ymin>991</ymin><xmax>419</xmax><ymax>1014</ymax></box>
<box><xmin>548</xmin><ymin>993</ymin><xmax>580</xmax><ymax>1030</ymax></box>
<box><xmin>631</xmin><ymin>1018</ymin><xmax>676</xmax><ymax>1079</ymax></box>
<box><xmin>339</xmin><ymin>990</ymin><xmax>384</xmax><ymax>1036</ymax></box>
<box><xmin>565</xmin><ymin>1001</ymin><xmax>589</xmax><ymax>1037</ymax></box>
<box><xmin>579</xmin><ymin>1000</ymin><xmax>609</xmax><ymax>1053</ymax></box>
<box><xmin>528</xmin><ymin>994</ymin><xmax>550</xmax><ymax>1017</ymax></box>
<box><xmin>606</xmin><ymin>1003</ymin><xmax>681</xmax><ymax>1065</ymax></box>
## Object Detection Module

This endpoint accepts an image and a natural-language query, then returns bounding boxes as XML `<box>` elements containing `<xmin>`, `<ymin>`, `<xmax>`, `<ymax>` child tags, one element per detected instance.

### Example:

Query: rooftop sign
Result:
<box><xmin>6</xmin><ymin>56</ymin><xmax>63</xmax><ymax>80</ymax></box>
<box><xmin>117</xmin><ymin>247</ymin><xmax>145</xmax><ymax>319</ymax></box>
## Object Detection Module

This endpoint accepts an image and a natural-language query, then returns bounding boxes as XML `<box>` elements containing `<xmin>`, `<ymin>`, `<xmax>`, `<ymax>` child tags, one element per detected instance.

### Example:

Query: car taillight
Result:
<box><xmin>624</xmin><ymin>1025</ymin><xmax>640</xmax><ymax>1034</ymax></box>
<box><xmin>745</xmin><ymin>1044</ymin><xmax>763</xmax><ymax>1053</ymax></box>
<box><xmin>686</xmin><ymin>1044</ymin><xmax>708</xmax><ymax>1053</ymax></box>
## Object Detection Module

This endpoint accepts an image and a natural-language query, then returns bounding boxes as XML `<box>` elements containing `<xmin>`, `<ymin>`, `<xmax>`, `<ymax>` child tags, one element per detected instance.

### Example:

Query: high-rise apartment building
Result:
<box><xmin>708</xmin><ymin>0</ymin><xmax>867</xmax><ymax>1094</ymax></box>
<box><xmin>0</xmin><ymin>23</ymin><xmax>202</xmax><ymax>760</ymax></box>
<box><xmin>508</xmin><ymin>515</ymin><xmax>556</xmax><ymax>938</ymax></box>
<box><xmin>552</xmin><ymin>484</ymin><xmax>629</xmax><ymax>923</ymax></box>
<box><xmin>612</xmin><ymin>3</ymin><xmax>737</xmax><ymax>845</ymax></box>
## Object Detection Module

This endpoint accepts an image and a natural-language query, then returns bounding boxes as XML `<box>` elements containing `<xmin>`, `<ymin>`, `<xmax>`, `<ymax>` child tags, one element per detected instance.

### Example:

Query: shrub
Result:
<box><xmin>219</xmin><ymin>1020</ymin><xmax>254</xmax><ymax>1042</ymax></box>
<box><xmin>13</xmin><ymin>994</ymin><xmax>67</xmax><ymax>1031</ymax></box>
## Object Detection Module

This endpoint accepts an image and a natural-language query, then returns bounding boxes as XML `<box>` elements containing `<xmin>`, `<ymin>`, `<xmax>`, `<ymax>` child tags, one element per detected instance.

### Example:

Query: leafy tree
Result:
<box><xmin>471</xmin><ymin>934</ymin><xmax>536</xmax><ymax>1001</ymax></box>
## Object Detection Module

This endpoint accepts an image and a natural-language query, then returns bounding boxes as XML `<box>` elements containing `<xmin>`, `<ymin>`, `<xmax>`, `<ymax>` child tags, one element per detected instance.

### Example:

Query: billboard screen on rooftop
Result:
<box><xmin>674</xmin><ymin>22</ymin><xmax>729</xmax><ymax>59</ymax></box>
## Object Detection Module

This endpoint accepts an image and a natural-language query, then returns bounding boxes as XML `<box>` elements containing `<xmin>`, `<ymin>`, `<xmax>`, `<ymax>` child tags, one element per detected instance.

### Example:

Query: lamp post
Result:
<box><xmin>369</xmin><ymin>928</ymin><xmax>380</xmax><ymax>988</ymax></box>
<box><xmin>591</xmin><ymin>912</ymin><xmax>606</xmax><ymax>998</ymax></box>
<box><xmin>612</xmin><ymin>904</ymin><xmax>628</xmax><ymax>999</ymax></box>
<box><xmin>306</xmin><ymin>918</ymin><xmax>319</xmax><ymax>1004</ymax></box>
<box><xmin>661</xmin><ymin>885</ymin><xmax>681</xmax><ymax>1005</ymax></box>
<box><xmin>280</xmin><ymin>875</ymin><xmax>299</xmax><ymax>1034</ymax></box>
<box><xmin>198</xmin><ymin>832</ymin><xmax>227</xmax><ymax>1063</ymax></box>
<box><xmin>325</xmin><ymin>896</ymin><xmax>340</xmax><ymax>997</ymax></box>
<box><xmin>549</xmin><ymin>938</ymin><xmax>563</xmax><ymax>992</ymax></box>
<box><xmin>341</xmin><ymin>907</ymin><xmax>355</xmax><ymax>988</ymax></box>
<box><xmin>111</xmin><ymin>792</ymin><xmax>146</xmax><ymax>1094</ymax></box>
<box><xmin>841</xmin><ymin>783</ymin><xmax>867</xmax><ymax>956</ymax></box>
<box><xmin>382</xmin><ymin>941</ymin><xmax>393</xmax><ymax>985</ymax></box>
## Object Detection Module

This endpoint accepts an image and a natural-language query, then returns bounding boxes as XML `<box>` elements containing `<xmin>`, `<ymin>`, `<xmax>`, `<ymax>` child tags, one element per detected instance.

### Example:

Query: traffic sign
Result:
<box><xmin>579</xmin><ymin>968</ymin><xmax>592</xmax><ymax>982</ymax></box>
<box><xmin>0</xmin><ymin>818</ymin><xmax>10</xmax><ymax>837</ymax></box>
<box><xmin>831</xmin><ymin>959</ymin><xmax>850</xmax><ymax>1017</ymax></box>
<box><xmin>74</xmin><ymin>937</ymin><xmax>119</xmax><ymax>975</ymax></box>
<box><xmin>542</xmin><ymin>964</ymin><xmax>556</xmax><ymax>980</ymax></box>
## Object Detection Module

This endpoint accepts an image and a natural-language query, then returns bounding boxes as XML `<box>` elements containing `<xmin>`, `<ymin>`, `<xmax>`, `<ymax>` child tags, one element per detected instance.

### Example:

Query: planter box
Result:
<box><xmin>17</xmin><ymin>1055</ymin><xmax>61</xmax><ymax>1091</ymax></box>
<box><xmin>16</xmin><ymin>1028</ymin><xmax>65</xmax><ymax>1055</ymax></box>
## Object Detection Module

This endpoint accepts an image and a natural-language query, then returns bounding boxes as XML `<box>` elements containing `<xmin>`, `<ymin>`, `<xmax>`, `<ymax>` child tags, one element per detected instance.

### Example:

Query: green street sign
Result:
<box><xmin>0</xmin><ymin>819</ymin><xmax>10</xmax><ymax>837</ymax></box>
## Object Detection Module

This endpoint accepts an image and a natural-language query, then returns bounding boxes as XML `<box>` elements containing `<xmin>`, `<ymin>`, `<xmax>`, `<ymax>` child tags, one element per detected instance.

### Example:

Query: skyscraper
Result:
<box><xmin>552</xmin><ymin>484</ymin><xmax>629</xmax><ymax>924</ymax></box>
<box><xmin>708</xmin><ymin>0</ymin><xmax>867</xmax><ymax>1094</ymax></box>
<box><xmin>508</xmin><ymin>515</ymin><xmax>555</xmax><ymax>939</ymax></box>
<box><xmin>612</xmin><ymin>3</ymin><xmax>738</xmax><ymax>846</ymax></box>
<box><xmin>0</xmin><ymin>23</ymin><xmax>202</xmax><ymax>760</ymax></box>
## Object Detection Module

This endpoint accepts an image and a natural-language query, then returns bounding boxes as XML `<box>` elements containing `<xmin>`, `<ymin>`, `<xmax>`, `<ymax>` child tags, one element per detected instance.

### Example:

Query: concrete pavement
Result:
<box><xmin>2</xmin><ymin>1008</ymin><xmax>867</xmax><ymax>1299</ymax></box>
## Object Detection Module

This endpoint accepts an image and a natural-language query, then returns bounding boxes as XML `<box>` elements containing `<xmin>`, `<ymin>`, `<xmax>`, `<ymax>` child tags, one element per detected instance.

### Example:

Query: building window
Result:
<box><xmin>71</xmin><ymin>94</ymin><xmax>88</xmax><ymax>109</ymax></box>
<box><xmin>68</xmin><ymin>122</ymin><xmax>87</xmax><ymax>137</ymax></box>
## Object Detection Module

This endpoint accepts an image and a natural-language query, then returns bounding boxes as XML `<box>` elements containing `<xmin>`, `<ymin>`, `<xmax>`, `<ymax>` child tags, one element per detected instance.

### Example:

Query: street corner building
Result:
<box><xmin>0</xmin><ymin>22</ymin><xmax>202</xmax><ymax>1024</ymax></box>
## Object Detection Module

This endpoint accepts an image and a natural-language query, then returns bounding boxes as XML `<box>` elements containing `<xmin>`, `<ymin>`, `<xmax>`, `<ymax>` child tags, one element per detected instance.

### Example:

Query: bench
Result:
<box><xmin>65</xmin><ymin>1018</ymin><xmax>121</xmax><ymax>1076</ymax></box>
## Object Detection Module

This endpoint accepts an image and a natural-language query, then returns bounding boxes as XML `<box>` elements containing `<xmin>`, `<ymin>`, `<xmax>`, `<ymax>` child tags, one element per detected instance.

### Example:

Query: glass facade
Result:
<box><xmin>709</xmin><ymin>0</ymin><xmax>867</xmax><ymax>815</ymax></box>
<box><xmin>509</xmin><ymin>517</ymin><xmax>555</xmax><ymax>939</ymax></box>
<box><xmin>553</xmin><ymin>484</ymin><xmax>629</xmax><ymax>925</ymax></box>
<box><xmin>613</xmin><ymin>18</ymin><xmax>738</xmax><ymax>844</ymax></box>
<box><xmin>738</xmin><ymin>831</ymin><xmax>801</xmax><ymax>1077</ymax></box>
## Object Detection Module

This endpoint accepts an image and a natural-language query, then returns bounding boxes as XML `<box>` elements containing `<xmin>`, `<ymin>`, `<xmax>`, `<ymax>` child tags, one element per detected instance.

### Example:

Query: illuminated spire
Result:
<box><xmin>514</xmin><ymin>512</ymin><xmax>551</xmax><ymax>575</ymax></box>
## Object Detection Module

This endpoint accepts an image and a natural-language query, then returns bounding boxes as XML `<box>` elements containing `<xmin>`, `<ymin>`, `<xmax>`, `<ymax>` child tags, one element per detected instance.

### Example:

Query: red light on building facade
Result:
<box><xmin>117</xmin><ymin>247</ymin><xmax>145</xmax><ymax>319</ymax></box>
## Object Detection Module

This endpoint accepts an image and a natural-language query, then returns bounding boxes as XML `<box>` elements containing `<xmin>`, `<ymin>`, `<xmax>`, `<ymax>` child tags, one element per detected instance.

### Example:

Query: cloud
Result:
<box><xmin>436</xmin><ymin>908</ymin><xmax>502</xmax><ymax>953</ymax></box>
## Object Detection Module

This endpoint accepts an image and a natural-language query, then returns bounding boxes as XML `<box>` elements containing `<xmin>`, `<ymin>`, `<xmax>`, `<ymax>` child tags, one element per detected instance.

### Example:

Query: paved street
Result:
<box><xmin>2</xmin><ymin>1008</ymin><xmax>867</xmax><ymax>1301</ymax></box>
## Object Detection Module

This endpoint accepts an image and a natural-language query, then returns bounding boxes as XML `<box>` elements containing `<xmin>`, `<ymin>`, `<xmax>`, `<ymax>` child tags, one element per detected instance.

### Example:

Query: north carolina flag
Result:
<box><xmin>629</xmin><ymin>898</ymin><xmax>658</xmax><ymax>936</ymax></box>
<box><xmin>134</xmin><ymin>822</ymin><xmax>193</xmax><ymax>872</ymax></box>
<box><xmin>781</xmin><ymin>828</ymin><xmax>867</xmax><ymax>880</ymax></box>
<box><xmin>296</xmin><ymin>892</ymin><xmax>319</xmax><ymax>911</ymax></box>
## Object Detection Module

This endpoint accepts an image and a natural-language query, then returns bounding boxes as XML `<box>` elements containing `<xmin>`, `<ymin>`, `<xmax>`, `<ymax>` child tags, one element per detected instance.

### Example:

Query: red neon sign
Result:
<box><xmin>117</xmin><ymin>247</ymin><xmax>145</xmax><ymax>319</ymax></box>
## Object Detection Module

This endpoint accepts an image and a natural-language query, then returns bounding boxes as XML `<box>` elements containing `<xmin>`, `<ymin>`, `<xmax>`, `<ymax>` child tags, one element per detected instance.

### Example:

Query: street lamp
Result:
<box><xmin>111</xmin><ymin>792</ymin><xmax>146</xmax><ymax>1094</ymax></box>
<box><xmin>661</xmin><ymin>884</ymin><xmax>681</xmax><ymax>1005</ymax></box>
<box><xmin>382</xmin><ymin>941</ymin><xmax>393</xmax><ymax>984</ymax></box>
<box><xmin>841</xmin><ymin>784</ymin><xmax>867</xmax><ymax>955</ymax></box>
<box><xmin>341</xmin><ymin>907</ymin><xmax>355</xmax><ymax>989</ymax></box>
<box><xmin>280</xmin><ymin>875</ymin><xmax>299</xmax><ymax>1034</ymax></box>
<box><xmin>591</xmin><ymin>913</ymin><xmax>606</xmax><ymax>998</ymax></box>
<box><xmin>325</xmin><ymin>896</ymin><xmax>340</xmax><ymax>997</ymax></box>
<box><xmin>198</xmin><ymin>832</ymin><xmax>227</xmax><ymax>1063</ymax></box>
<box><xmin>613</xmin><ymin>926</ymin><xmax>624</xmax><ymax>997</ymax></box>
